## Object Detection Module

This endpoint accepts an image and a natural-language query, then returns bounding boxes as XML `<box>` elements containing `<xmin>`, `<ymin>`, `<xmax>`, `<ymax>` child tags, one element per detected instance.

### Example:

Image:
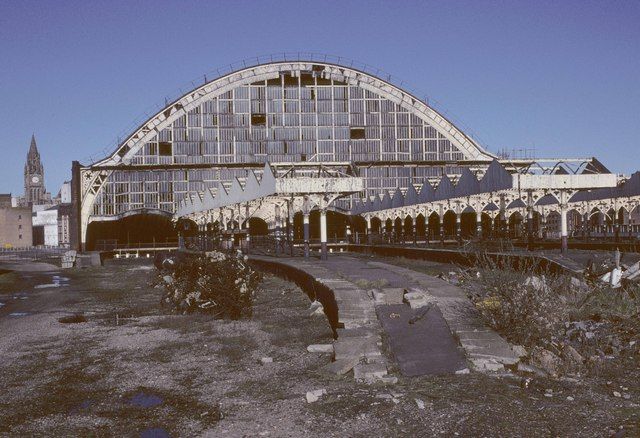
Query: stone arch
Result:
<box><xmin>427</xmin><ymin>212</ymin><xmax>440</xmax><ymax>240</ymax></box>
<box><xmin>442</xmin><ymin>210</ymin><xmax>457</xmax><ymax>239</ymax></box>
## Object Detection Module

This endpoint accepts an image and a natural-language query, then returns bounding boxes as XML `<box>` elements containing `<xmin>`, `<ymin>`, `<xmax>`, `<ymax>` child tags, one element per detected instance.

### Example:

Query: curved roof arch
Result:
<box><xmin>94</xmin><ymin>61</ymin><xmax>495</xmax><ymax>166</ymax></box>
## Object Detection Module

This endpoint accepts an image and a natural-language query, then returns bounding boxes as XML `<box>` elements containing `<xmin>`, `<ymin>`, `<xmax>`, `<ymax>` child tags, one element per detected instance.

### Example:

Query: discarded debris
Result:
<box><xmin>403</xmin><ymin>289</ymin><xmax>430</xmax><ymax>309</ymax></box>
<box><xmin>408</xmin><ymin>305</ymin><xmax>432</xmax><ymax>324</ymax></box>
<box><xmin>320</xmin><ymin>357</ymin><xmax>360</xmax><ymax>376</ymax></box>
<box><xmin>307</xmin><ymin>344</ymin><xmax>334</xmax><ymax>354</ymax></box>
<box><xmin>524</xmin><ymin>275</ymin><xmax>549</xmax><ymax>293</ymax></box>
<box><xmin>306</xmin><ymin>389</ymin><xmax>326</xmax><ymax>403</ymax></box>
<box><xmin>511</xmin><ymin>345</ymin><xmax>527</xmax><ymax>358</ymax></box>
<box><xmin>530</xmin><ymin>348</ymin><xmax>562</xmax><ymax>377</ymax></box>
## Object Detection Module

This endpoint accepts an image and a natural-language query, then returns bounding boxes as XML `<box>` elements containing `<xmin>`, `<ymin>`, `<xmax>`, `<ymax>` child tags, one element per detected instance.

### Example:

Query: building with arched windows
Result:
<box><xmin>71</xmin><ymin>57</ymin><xmax>608</xmax><ymax>251</ymax></box>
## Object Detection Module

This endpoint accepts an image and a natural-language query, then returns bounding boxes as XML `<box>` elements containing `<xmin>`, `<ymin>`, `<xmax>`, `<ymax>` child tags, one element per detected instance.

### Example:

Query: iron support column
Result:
<box><xmin>476</xmin><ymin>211</ymin><xmax>483</xmax><ymax>240</ymax></box>
<box><xmin>303</xmin><ymin>213</ymin><xmax>310</xmax><ymax>258</ymax></box>
<box><xmin>287</xmin><ymin>200</ymin><xmax>293</xmax><ymax>256</ymax></box>
<box><xmin>560</xmin><ymin>192</ymin><xmax>569</xmax><ymax>254</ymax></box>
<box><xmin>424</xmin><ymin>216</ymin><xmax>429</xmax><ymax>247</ymax></box>
<box><xmin>320</xmin><ymin>209</ymin><xmax>328</xmax><ymax>260</ymax></box>
<box><xmin>456</xmin><ymin>212</ymin><xmax>462</xmax><ymax>244</ymax></box>
<box><xmin>274</xmin><ymin>204</ymin><xmax>281</xmax><ymax>257</ymax></box>
<box><xmin>366</xmin><ymin>216</ymin><xmax>372</xmax><ymax>245</ymax></box>
<box><xmin>229</xmin><ymin>209</ymin><xmax>236</xmax><ymax>250</ymax></box>
<box><xmin>527</xmin><ymin>191</ymin><xmax>534</xmax><ymax>251</ymax></box>
<box><xmin>412</xmin><ymin>215</ymin><xmax>417</xmax><ymax>246</ymax></box>
<box><xmin>390</xmin><ymin>221</ymin><xmax>395</xmax><ymax>244</ymax></box>
<box><xmin>244</xmin><ymin>203</ymin><xmax>250</xmax><ymax>254</ymax></box>
<box><xmin>499</xmin><ymin>195</ymin><xmax>507</xmax><ymax>239</ymax></box>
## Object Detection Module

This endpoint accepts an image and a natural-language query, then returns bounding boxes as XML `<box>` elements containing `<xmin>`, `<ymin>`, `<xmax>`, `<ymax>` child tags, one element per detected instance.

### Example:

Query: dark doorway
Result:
<box><xmin>86</xmin><ymin>213</ymin><xmax>177</xmax><ymax>251</ymax></box>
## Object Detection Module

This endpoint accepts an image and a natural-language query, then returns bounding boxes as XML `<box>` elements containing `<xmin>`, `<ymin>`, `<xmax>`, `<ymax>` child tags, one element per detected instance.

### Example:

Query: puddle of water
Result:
<box><xmin>59</xmin><ymin>314</ymin><xmax>87</xmax><ymax>324</ymax></box>
<box><xmin>140</xmin><ymin>427</ymin><xmax>170</xmax><ymax>438</ymax></box>
<box><xmin>9</xmin><ymin>312</ymin><xmax>30</xmax><ymax>317</ymax></box>
<box><xmin>128</xmin><ymin>266</ymin><xmax>155</xmax><ymax>272</ymax></box>
<box><xmin>128</xmin><ymin>392</ymin><xmax>163</xmax><ymax>408</ymax></box>
<box><xmin>34</xmin><ymin>275</ymin><xmax>70</xmax><ymax>290</ymax></box>
<box><xmin>69</xmin><ymin>399</ymin><xmax>93</xmax><ymax>414</ymax></box>
<box><xmin>34</xmin><ymin>283</ymin><xmax>62</xmax><ymax>289</ymax></box>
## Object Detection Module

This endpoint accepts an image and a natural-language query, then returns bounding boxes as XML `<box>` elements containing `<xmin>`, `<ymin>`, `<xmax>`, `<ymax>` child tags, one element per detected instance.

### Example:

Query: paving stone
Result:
<box><xmin>463</xmin><ymin>343</ymin><xmax>520</xmax><ymax>364</ymax></box>
<box><xmin>307</xmin><ymin>344</ymin><xmax>334</xmax><ymax>354</ymax></box>
<box><xmin>371</xmin><ymin>376</ymin><xmax>398</xmax><ymax>385</ymax></box>
<box><xmin>353</xmin><ymin>363</ymin><xmax>388</xmax><ymax>380</ymax></box>
<box><xmin>470</xmin><ymin>357</ymin><xmax>504</xmax><ymax>371</ymax></box>
<box><xmin>339</xmin><ymin>309</ymin><xmax>376</xmax><ymax>318</ymax></box>
<box><xmin>333</xmin><ymin>289</ymin><xmax>368</xmax><ymax>300</ymax></box>
<box><xmin>403</xmin><ymin>291</ymin><xmax>429</xmax><ymax>309</ymax></box>
<box><xmin>374</xmin><ymin>288</ymin><xmax>405</xmax><ymax>305</ymax></box>
<box><xmin>334</xmin><ymin>337</ymin><xmax>380</xmax><ymax>360</ymax></box>
<box><xmin>342</xmin><ymin>320</ymin><xmax>371</xmax><ymax>329</ymax></box>
<box><xmin>320</xmin><ymin>357</ymin><xmax>360</xmax><ymax>375</ymax></box>
<box><xmin>337</xmin><ymin>327</ymin><xmax>380</xmax><ymax>339</ymax></box>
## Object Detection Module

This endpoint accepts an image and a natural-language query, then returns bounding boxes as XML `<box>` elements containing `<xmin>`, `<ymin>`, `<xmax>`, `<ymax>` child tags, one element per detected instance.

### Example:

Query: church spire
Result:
<box><xmin>23</xmin><ymin>134</ymin><xmax>47</xmax><ymax>204</ymax></box>
<box><xmin>28</xmin><ymin>134</ymin><xmax>39</xmax><ymax>158</ymax></box>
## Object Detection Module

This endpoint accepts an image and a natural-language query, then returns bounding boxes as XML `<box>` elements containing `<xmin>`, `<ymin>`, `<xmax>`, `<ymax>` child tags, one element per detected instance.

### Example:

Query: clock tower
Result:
<box><xmin>24</xmin><ymin>134</ymin><xmax>47</xmax><ymax>205</ymax></box>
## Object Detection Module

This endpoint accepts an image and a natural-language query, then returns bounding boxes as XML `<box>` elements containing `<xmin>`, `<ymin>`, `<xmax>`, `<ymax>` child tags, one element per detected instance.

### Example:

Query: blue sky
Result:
<box><xmin>1</xmin><ymin>0</ymin><xmax>639</xmax><ymax>195</ymax></box>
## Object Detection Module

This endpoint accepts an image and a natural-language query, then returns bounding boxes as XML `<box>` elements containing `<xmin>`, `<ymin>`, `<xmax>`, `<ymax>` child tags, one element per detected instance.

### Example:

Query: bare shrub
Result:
<box><xmin>459</xmin><ymin>251</ymin><xmax>640</xmax><ymax>375</ymax></box>
<box><xmin>158</xmin><ymin>250</ymin><xmax>262</xmax><ymax>319</ymax></box>
<box><xmin>466</xmin><ymin>254</ymin><xmax>571</xmax><ymax>348</ymax></box>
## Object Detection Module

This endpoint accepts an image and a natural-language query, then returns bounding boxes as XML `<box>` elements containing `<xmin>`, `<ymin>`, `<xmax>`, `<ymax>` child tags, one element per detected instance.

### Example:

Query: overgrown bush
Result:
<box><xmin>464</xmin><ymin>255</ymin><xmax>572</xmax><ymax>348</ymax></box>
<box><xmin>158</xmin><ymin>250</ymin><xmax>262</xmax><ymax>319</ymax></box>
<box><xmin>457</xmin><ymin>252</ymin><xmax>640</xmax><ymax>375</ymax></box>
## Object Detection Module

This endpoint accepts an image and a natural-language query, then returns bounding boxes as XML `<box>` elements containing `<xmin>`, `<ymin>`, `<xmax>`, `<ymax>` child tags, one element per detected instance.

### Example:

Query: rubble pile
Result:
<box><xmin>585</xmin><ymin>249</ymin><xmax>640</xmax><ymax>288</ymax></box>
<box><xmin>449</xmin><ymin>252</ymin><xmax>640</xmax><ymax>378</ymax></box>
<box><xmin>154</xmin><ymin>250</ymin><xmax>262</xmax><ymax>318</ymax></box>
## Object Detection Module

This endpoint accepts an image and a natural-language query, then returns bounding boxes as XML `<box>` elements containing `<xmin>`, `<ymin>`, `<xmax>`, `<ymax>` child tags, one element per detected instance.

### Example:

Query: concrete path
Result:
<box><xmin>256</xmin><ymin>255</ymin><xmax>521</xmax><ymax>379</ymax></box>
<box><xmin>377</xmin><ymin>304</ymin><xmax>467</xmax><ymax>376</ymax></box>
<box><xmin>0</xmin><ymin>261</ymin><xmax>61</xmax><ymax>272</ymax></box>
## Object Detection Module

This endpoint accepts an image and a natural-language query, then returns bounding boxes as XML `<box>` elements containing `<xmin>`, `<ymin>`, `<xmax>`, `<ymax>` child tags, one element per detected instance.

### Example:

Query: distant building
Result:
<box><xmin>20</xmin><ymin>135</ymin><xmax>52</xmax><ymax>206</ymax></box>
<box><xmin>10</xmin><ymin>135</ymin><xmax>74</xmax><ymax>247</ymax></box>
<box><xmin>55</xmin><ymin>181</ymin><xmax>72</xmax><ymax>204</ymax></box>
<box><xmin>32</xmin><ymin>205</ymin><xmax>59</xmax><ymax>246</ymax></box>
<box><xmin>0</xmin><ymin>194</ymin><xmax>11</xmax><ymax>209</ymax></box>
<box><xmin>31</xmin><ymin>203</ymin><xmax>73</xmax><ymax>247</ymax></box>
<box><xmin>630</xmin><ymin>207</ymin><xmax>640</xmax><ymax>233</ymax></box>
<box><xmin>57</xmin><ymin>203</ymin><xmax>72</xmax><ymax>247</ymax></box>
<box><xmin>0</xmin><ymin>194</ymin><xmax>32</xmax><ymax>248</ymax></box>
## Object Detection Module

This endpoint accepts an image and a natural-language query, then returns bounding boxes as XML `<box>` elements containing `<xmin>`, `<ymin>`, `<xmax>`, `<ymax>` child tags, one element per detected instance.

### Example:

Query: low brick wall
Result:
<box><xmin>347</xmin><ymin>244</ymin><xmax>580</xmax><ymax>276</ymax></box>
<box><xmin>248</xmin><ymin>257</ymin><xmax>339</xmax><ymax>338</ymax></box>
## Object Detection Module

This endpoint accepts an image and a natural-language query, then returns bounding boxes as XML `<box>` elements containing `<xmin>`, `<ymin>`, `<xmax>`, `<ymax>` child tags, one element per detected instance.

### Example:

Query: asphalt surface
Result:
<box><xmin>378</xmin><ymin>303</ymin><xmax>467</xmax><ymax>376</ymax></box>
